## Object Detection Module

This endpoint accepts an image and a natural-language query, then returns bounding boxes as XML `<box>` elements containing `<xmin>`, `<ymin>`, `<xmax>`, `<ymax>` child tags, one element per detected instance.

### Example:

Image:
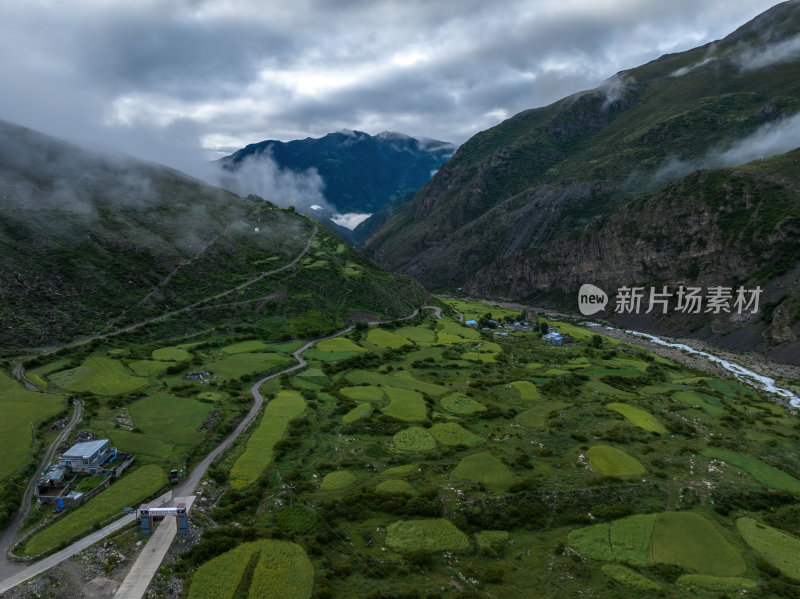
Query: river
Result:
<box><xmin>586</xmin><ymin>324</ymin><xmax>800</xmax><ymax>408</ymax></box>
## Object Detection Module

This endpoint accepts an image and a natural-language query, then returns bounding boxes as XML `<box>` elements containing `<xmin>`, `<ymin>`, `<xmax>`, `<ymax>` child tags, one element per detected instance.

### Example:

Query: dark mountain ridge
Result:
<box><xmin>218</xmin><ymin>129</ymin><xmax>455</xmax><ymax>215</ymax></box>
<box><xmin>0</xmin><ymin>120</ymin><xmax>428</xmax><ymax>348</ymax></box>
<box><xmin>364</xmin><ymin>0</ymin><xmax>800</xmax><ymax>361</ymax></box>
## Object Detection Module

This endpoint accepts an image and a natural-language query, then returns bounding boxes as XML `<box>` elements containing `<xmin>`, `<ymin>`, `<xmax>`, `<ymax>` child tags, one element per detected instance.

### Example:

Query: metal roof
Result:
<box><xmin>62</xmin><ymin>439</ymin><xmax>109</xmax><ymax>459</ymax></box>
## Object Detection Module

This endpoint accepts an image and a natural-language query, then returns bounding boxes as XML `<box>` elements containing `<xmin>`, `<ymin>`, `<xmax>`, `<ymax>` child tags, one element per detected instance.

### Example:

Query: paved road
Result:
<box><xmin>0</xmin><ymin>301</ymin><xmax>444</xmax><ymax>593</ymax></box>
<box><xmin>0</xmin><ymin>514</ymin><xmax>134</xmax><ymax>596</ymax></box>
<box><xmin>0</xmin><ymin>490</ymin><xmax>172</xmax><ymax>596</ymax></box>
<box><xmin>11</xmin><ymin>365</ymin><xmax>39</xmax><ymax>392</ymax></box>
<box><xmin>175</xmin><ymin>303</ymin><xmax>442</xmax><ymax>497</ymax></box>
<box><xmin>174</xmin><ymin>322</ymin><xmax>357</xmax><ymax>497</ymax></box>
<box><xmin>0</xmin><ymin>399</ymin><xmax>81</xmax><ymax>581</ymax></box>
<box><xmin>113</xmin><ymin>496</ymin><xmax>196</xmax><ymax>599</ymax></box>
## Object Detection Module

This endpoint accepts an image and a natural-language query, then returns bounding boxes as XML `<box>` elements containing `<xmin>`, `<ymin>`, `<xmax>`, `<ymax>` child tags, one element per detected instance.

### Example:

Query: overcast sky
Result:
<box><xmin>0</xmin><ymin>0</ymin><xmax>783</xmax><ymax>172</ymax></box>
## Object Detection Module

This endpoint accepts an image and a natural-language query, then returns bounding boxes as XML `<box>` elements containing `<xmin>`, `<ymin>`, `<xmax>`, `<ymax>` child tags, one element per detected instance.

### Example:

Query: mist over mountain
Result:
<box><xmin>0</xmin><ymin>120</ymin><xmax>427</xmax><ymax>347</ymax></box>
<box><xmin>214</xmin><ymin>129</ymin><xmax>454</xmax><ymax>240</ymax></box>
<box><xmin>364</xmin><ymin>0</ymin><xmax>800</xmax><ymax>359</ymax></box>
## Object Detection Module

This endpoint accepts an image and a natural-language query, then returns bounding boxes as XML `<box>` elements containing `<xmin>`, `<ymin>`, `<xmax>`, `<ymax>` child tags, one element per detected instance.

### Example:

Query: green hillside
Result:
<box><xmin>363</xmin><ymin>1</ymin><xmax>800</xmax><ymax>355</ymax></box>
<box><xmin>0</xmin><ymin>120</ymin><xmax>428</xmax><ymax>348</ymax></box>
<box><xmin>172</xmin><ymin>300</ymin><xmax>800</xmax><ymax>598</ymax></box>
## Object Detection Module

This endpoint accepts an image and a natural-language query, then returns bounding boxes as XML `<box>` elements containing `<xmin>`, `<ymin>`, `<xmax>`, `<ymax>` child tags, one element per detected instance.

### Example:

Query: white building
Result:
<box><xmin>57</xmin><ymin>439</ymin><xmax>116</xmax><ymax>474</ymax></box>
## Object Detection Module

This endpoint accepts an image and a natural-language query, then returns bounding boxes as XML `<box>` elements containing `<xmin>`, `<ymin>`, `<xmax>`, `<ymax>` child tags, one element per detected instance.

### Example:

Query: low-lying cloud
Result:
<box><xmin>735</xmin><ymin>33</ymin><xmax>800</xmax><ymax>70</ymax></box>
<box><xmin>651</xmin><ymin>111</ymin><xmax>800</xmax><ymax>184</ymax></box>
<box><xmin>213</xmin><ymin>153</ymin><xmax>331</xmax><ymax>215</ymax></box>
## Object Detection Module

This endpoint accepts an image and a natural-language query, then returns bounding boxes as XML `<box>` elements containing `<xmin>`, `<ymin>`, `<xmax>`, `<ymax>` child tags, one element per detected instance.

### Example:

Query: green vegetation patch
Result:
<box><xmin>386</xmin><ymin>518</ymin><xmax>470</xmax><ymax>551</ymax></box>
<box><xmin>294</xmin><ymin>367</ymin><xmax>328</xmax><ymax>385</ymax></box>
<box><xmin>346</xmin><ymin>370</ymin><xmax>447</xmax><ymax>396</ymax></box>
<box><xmin>709</xmin><ymin>378</ymin><xmax>755</xmax><ymax>398</ymax></box>
<box><xmin>315</xmin><ymin>337</ymin><xmax>366</xmax><ymax>353</ymax></box>
<box><xmin>274</xmin><ymin>505</ymin><xmax>317</xmax><ymax>534</ymax></box>
<box><xmin>569</xmin><ymin>514</ymin><xmax>655</xmax><ymax>565</ymax></box>
<box><xmin>128</xmin><ymin>360</ymin><xmax>174</xmax><ymax>377</ymax></box>
<box><xmin>651</xmin><ymin>512</ymin><xmax>746</xmax><ymax>576</ymax></box>
<box><xmin>510</xmin><ymin>380</ymin><xmax>541</xmax><ymax>400</ymax></box>
<box><xmin>601</xmin><ymin>565</ymin><xmax>662</xmax><ymax>591</ymax></box>
<box><xmin>188</xmin><ymin>539</ymin><xmax>313</xmax><ymax>599</ymax></box>
<box><xmin>676</xmin><ymin>575</ymin><xmax>758</xmax><ymax>592</ymax></box>
<box><xmin>23</xmin><ymin>465</ymin><xmax>165</xmax><ymax>556</ymax></box>
<box><xmin>272</xmin><ymin>341</ymin><xmax>305</xmax><ymax>354</ymax></box>
<box><xmin>49</xmin><ymin>356</ymin><xmax>146</xmax><ymax>395</ymax></box>
<box><xmin>25</xmin><ymin>372</ymin><xmax>48</xmax><ymax>390</ymax></box>
<box><xmin>673</xmin><ymin>391</ymin><xmax>725</xmax><ymax>417</ymax></box>
<box><xmin>587</xmin><ymin>446</ymin><xmax>645</xmax><ymax>477</ymax></box>
<box><xmin>586</xmin><ymin>368</ymin><xmax>641</xmax><ymax>378</ymax></box>
<box><xmin>381</xmin><ymin>388</ymin><xmax>427</xmax><ymax>421</ymax></box>
<box><xmin>570</xmin><ymin>511</ymin><xmax>744</xmax><ymax>575</ymax></box>
<box><xmin>608</xmin><ymin>514</ymin><xmax>658</xmax><ymax>565</ymax></box>
<box><xmin>221</xmin><ymin>339</ymin><xmax>270</xmax><ymax>354</ymax></box>
<box><xmin>702</xmin><ymin>448</ymin><xmax>800</xmax><ymax>492</ymax></box>
<box><xmin>382</xmin><ymin>464</ymin><xmax>416</xmax><ymax>477</ymax></box>
<box><xmin>0</xmin><ymin>372</ymin><xmax>63</xmax><ymax>479</ymax></box>
<box><xmin>583</xmin><ymin>380</ymin><xmax>636</xmax><ymax>398</ymax></box>
<box><xmin>393</xmin><ymin>427</ymin><xmax>436</xmax><ymax>452</ymax></box>
<box><xmin>366</xmin><ymin>328</ymin><xmax>412</xmax><ymax>348</ymax></box>
<box><xmin>440</xmin><ymin>393</ymin><xmax>486</xmax><ymax>415</ymax></box>
<box><xmin>152</xmin><ymin>346</ymin><xmax>193</xmax><ymax>361</ymax></box>
<box><xmin>342</xmin><ymin>403</ymin><xmax>373</xmax><ymax>423</ymax></box>
<box><xmin>439</xmin><ymin>299</ymin><xmax>521</xmax><ymax>323</ymax></box>
<box><xmin>429</xmin><ymin>423</ymin><xmax>483</xmax><ymax>447</ymax></box>
<box><xmin>340</xmin><ymin>386</ymin><xmax>385</xmax><ymax>401</ymax></box>
<box><xmin>320</xmin><ymin>470</ymin><xmax>356</xmax><ymax>491</ymax></box>
<box><xmin>475</xmin><ymin>530</ymin><xmax>509</xmax><ymax>549</ymax></box>
<box><xmin>437</xmin><ymin>332</ymin><xmax>473</xmax><ymax>344</ymax></box>
<box><xmin>737</xmin><ymin>517</ymin><xmax>800</xmax><ymax>581</ymax></box>
<box><xmin>396</xmin><ymin>326</ymin><xmax>436</xmax><ymax>344</ymax></box>
<box><xmin>230</xmin><ymin>390</ymin><xmax>306</xmax><ymax>489</ymax></box>
<box><xmin>129</xmin><ymin>394</ymin><xmax>212</xmax><ymax>449</ymax></box>
<box><xmin>516</xmin><ymin>401</ymin><xmax>569</xmax><ymax>429</ymax></box>
<box><xmin>462</xmin><ymin>352</ymin><xmax>497</xmax><ymax>363</ymax></box>
<box><xmin>206</xmin><ymin>353</ymin><xmax>288</xmax><ymax>379</ymax></box>
<box><xmin>606</xmin><ymin>402</ymin><xmax>667</xmax><ymax>434</ymax></box>
<box><xmin>375</xmin><ymin>479</ymin><xmax>415</xmax><ymax>495</ymax></box>
<box><xmin>104</xmin><ymin>428</ymin><xmax>172</xmax><ymax>460</ymax></box>
<box><xmin>451</xmin><ymin>452</ymin><xmax>514</xmax><ymax>488</ymax></box>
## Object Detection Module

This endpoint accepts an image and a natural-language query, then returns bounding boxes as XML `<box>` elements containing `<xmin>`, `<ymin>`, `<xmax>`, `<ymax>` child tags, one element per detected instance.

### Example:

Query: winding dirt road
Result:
<box><xmin>37</xmin><ymin>224</ymin><xmax>319</xmax><ymax>354</ymax></box>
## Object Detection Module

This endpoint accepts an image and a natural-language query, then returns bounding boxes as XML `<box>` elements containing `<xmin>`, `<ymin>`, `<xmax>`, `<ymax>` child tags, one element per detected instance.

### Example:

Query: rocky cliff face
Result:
<box><xmin>464</xmin><ymin>159</ymin><xmax>800</xmax><ymax>360</ymax></box>
<box><xmin>363</xmin><ymin>2</ymin><xmax>800</xmax><ymax>360</ymax></box>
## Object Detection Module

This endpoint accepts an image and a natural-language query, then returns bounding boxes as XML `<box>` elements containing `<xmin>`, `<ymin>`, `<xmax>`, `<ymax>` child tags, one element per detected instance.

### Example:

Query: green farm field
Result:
<box><xmin>229</xmin><ymin>390</ymin><xmax>306</xmax><ymax>489</ymax></box>
<box><xmin>205</xmin><ymin>352</ymin><xmax>289</xmax><ymax>379</ymax></box>
<box><xmin>22</xmin><ymin>465</ymin><xmax>165</xmax><ymax>556</ymax></box>
<box><xmin>0</xmin><ymin>371</ymin><xmax>63</xmax><ymax>479</ymax></box>
<box><xmin>48</xmin><ymin>356</ymin><xmax>146</xmax><ymax>395</ymax></box>
<box><xmin>14</xmin><ymin>297</ymin><xmax>799</xmax><ymax>598</ymax></box>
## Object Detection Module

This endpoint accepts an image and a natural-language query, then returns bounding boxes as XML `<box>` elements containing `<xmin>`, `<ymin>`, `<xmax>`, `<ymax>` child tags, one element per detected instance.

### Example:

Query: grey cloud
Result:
<box><xmin>0</xmin><ymin>0</ymin><xmax>786</xmax><ymax>170</ymax></box>
<box><xmin>651</xmin><ymin>111</ymin><xmax>800</xmax><ymax>183</ymax></box>
<box><xmin>212</xmin><ymin>152</ymin><xmax>332</xmax><ymax>214</ymax></box>
<box><xmin>735</xmin><ymin>34</ymin><xmax>800</xmax><ymax>70</ymax></box>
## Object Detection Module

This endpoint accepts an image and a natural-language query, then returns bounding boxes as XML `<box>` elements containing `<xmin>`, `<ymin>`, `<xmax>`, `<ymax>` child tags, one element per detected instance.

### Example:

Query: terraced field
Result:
<box><xmin>187</xmin><ymin>539</ymin><xmax>314</xmax><ymax>599</ymax></box>
<box><xmin>14</xmin><ymin>297</ymin><xmax>800</xmax><ymax>598</ymax></box>
<box><xmin>229</xmin><ymin>390</ymin><xmax>306</xmax><ymax>489</ymax></box>
<box><xmin>49</xmin><ymin>356</ymin><xmax>147</xmax><ymax>395</ymax></box>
